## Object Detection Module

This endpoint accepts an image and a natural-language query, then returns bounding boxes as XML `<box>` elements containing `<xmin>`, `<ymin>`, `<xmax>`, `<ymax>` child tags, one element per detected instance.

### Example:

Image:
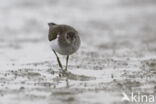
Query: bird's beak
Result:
<box><xmin>48</xmin><ymin>22</ymin><xmax>56</xmax><ymax>27</ymax></box>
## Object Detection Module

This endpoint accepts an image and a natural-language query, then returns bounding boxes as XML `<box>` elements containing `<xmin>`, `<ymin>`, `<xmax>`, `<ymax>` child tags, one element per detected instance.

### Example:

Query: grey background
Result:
<box><xmin>0</xmin><ymin>0</ymin><xmax>156</xmax><ymax>104</ymax></box>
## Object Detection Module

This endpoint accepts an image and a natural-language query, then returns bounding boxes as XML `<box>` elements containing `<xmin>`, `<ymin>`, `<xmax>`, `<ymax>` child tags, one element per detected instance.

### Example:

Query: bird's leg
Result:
<box><xmin>65</xmin><ymin>55</ymin><xmax>69</xmax><ymax>71</ymax></box>
<box><xmin>52</xmin><ymin>49</ymin><xmax>63</xmax><ymax>71</ymax></box>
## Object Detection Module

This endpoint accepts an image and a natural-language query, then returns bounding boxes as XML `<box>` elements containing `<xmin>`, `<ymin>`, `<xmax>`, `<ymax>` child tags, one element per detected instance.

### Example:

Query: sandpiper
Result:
<box><xmin>48</xmin><ymin>22</ymin><xmax>80</xmax><ymax>73</ymax></box>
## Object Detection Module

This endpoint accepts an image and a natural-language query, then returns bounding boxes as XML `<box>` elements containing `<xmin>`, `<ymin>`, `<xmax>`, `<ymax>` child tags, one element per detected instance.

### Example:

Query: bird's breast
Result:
<box><xmin>49</xmin><ymin>38</ymin><xmax>79</xmax><ymax>55</ymax></box>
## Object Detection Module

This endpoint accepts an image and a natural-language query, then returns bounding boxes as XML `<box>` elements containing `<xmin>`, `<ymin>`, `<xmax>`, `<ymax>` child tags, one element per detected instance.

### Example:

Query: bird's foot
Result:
<box><xmin>59</xmin><ymin>69</ymin><xmax>68</xmax><ymax>77</ymax></box>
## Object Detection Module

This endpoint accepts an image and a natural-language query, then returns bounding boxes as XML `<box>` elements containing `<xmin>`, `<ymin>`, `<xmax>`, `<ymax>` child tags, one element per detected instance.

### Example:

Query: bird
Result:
<box><xmin>48</xmin><ymin>22</ymin><xmax>80</xmax><ymax>73</ymax></box>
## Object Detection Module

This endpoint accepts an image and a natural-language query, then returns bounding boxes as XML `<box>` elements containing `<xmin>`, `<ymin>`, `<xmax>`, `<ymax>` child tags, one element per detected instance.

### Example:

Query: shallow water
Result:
<box><xmin>0</xmin><ymin>0</ymin><xmax>156</xmax><ymax>104</ymax></box>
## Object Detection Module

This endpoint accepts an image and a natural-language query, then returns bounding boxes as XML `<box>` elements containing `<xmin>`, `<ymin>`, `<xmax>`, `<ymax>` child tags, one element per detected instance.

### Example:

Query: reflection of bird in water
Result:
<box><xmin>48</xmin><ymin>22</ymin><xmax>80</xmax><ymax>74</ymax></box>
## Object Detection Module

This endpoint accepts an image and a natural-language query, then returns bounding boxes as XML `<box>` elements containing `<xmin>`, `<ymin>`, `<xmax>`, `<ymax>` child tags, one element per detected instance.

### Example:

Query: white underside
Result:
<box><xmin>49</xmin><ymin>36</ymin><xmax>62</xmax><ymax>53</ymax></box>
